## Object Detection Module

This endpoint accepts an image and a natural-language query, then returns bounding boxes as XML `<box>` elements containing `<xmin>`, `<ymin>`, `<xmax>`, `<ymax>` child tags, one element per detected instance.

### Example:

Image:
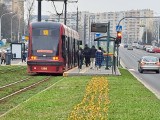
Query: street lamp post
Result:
<box><xmin>11</xmin><ymin>14</ymin><xmax>18</xmax><ymax>42</ymax></box>
<box><xmin>0</xmin><ymin>12</ymin><xmax>13</xmax><ymax>40</ymax></box>
<box><xmin>89</xmin><ymin>15</ymin><xmax>95</xmax><ymax>47</ymax></box>
<box><xmin>158</xmin><ymin>21</ymin><xmax>160</xmax><ymax>44</ymax></box>
<box><xmin>145</xmin><ymin>25</ymin><xmax>148</xmax><ymax>44</ymax></box>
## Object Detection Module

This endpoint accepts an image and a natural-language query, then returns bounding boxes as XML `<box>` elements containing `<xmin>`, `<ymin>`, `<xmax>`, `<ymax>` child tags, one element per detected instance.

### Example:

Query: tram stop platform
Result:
<box><xmin>63</xmin><ymin>65</ymin><xmax>121</xmax><ymax>76</ymax></box>
<box><xmin>0</xmin><ymin>59</ymin><xmax>27</xmax><ymax>66</ymax></box>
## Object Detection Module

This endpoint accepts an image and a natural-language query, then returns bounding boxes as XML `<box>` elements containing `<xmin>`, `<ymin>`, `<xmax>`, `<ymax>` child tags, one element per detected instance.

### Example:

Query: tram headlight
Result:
<box><xmin>31</xmin><ymin>56</ymin><xmax>37</xmax><ymax>60</ymax></box>
<box><xmin>53</xmin><ymin>56</ymin><xmax>59</xmax><ymax>60</ymax></box>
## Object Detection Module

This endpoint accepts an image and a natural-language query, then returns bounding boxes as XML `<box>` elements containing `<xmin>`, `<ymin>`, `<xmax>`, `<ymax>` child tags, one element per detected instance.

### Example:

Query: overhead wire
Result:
<box><xmin>52</xmin><ymin>1</ymin><xmax>65</xmax><ymax>16</ymax></box>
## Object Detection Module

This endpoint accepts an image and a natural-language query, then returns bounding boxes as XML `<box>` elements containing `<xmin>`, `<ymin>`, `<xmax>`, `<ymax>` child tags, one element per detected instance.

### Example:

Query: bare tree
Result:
<box><xmin>24</xmin><ymin>0</ymin><xmax>35</xmax><ymax>34</ymax></box>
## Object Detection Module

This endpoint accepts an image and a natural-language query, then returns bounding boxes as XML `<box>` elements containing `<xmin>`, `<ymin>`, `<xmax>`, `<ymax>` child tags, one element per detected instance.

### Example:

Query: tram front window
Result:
<box><xmin>32</xmin><ymin>28</ymin><xmax>60</xmax><ymax>58</ymax></box>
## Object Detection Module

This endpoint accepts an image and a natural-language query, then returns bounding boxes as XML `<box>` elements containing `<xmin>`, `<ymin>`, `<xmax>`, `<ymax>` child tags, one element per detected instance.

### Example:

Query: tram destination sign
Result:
<box><xmin>91</xmin><ymin>23</ymin><xmax>108</xmax><ymax>33</ymax></box>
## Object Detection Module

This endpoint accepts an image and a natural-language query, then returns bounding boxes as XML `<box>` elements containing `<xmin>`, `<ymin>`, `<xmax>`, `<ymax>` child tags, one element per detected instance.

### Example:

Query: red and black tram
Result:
<box><xmin>27</xmin><ymin>22</ymin><xmax>80</xmax><ymax>73</ymax></box>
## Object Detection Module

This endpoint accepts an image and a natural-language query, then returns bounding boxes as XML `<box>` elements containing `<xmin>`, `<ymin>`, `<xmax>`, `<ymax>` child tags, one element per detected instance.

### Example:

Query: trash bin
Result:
<box><xmin>12</xmin><ymin>53</ymin><xmax>16</xmax><ymax>58</ymax></box>
<box><xmin>6</xmin><ymin>51</ymin><xmax>11</xmax><ymax>65</ymax></box>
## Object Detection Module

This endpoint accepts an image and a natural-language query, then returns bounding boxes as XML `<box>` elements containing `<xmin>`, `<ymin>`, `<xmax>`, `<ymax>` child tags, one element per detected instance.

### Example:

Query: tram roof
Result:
<box><xmin>31</xmin><ymin>21</ymin><xmax>79</xmax><ymax>39</ymax></box>
<box><xmin>31</xmin><ymin>22</ymin><xmax>61</xmax><ymax>29</ymax></box>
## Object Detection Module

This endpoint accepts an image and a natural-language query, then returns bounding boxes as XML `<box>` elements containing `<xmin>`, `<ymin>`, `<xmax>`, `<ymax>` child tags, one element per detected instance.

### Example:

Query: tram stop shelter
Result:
<box><xmin>94</xmin><ymin>36</ymin><xmax>117</xmax><ymax>73</ymax></box>
<box><xmin>63</xmin><ymin>36</ymin><xmax>120</xmax><ymax>77</ymax></box>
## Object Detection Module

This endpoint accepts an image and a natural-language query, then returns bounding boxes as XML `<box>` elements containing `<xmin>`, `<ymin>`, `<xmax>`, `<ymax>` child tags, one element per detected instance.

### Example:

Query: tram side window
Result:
<box><xmin>62</xmin><ymin>35</ymin><xmax>66</xmax><ymax>58</ymax></box>
<box><xmin>68</xmin><ymin>37</ymin><xmax>70</xmax><ymax>53</ymax></box>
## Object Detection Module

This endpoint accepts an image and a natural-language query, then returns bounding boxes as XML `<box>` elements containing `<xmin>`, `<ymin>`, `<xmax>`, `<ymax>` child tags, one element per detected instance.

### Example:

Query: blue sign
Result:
<box><xmin>116</xmin><ymin>25</ymin><xmax>122</xmax><ymax>31</ymax></box>
<box><xmin>22</xmin><ymin>36</ymin><xmax>25</xmax><ymax>40</ymax></box>
<box><xmin>95</xmin><ymin>33</ymin><xmax>101</xmax><ymax>37</ymax></box>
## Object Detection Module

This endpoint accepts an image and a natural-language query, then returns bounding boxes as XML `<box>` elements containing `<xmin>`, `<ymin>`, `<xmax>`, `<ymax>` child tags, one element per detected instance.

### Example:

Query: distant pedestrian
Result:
<box><xmin>22</xmin><ymin>51</ymin><xmax>26</xmax><ymax>62</ymax></box>
<box><xmin>1</xmin><ymin>50</ymin><xmax>6</xmax><ymax>64</ymax></box>
<box><xmin>89</xmin><ymin>45</ymin><xmax>97</xmax><ymax>69</ymax></box>
<box><xmin>77</xmin><ymin>47</ymin><xmax>84</xmax><ymax>69</ymax></box>
<box><xmin>83</xmin><ymin>44</ymin><xmax>90</xmax><ymax>67</ymax></box>
<box><xmin>95</xmin><ymin>47</ymin><xmax>104</xmax><ymax>70</ymax></box>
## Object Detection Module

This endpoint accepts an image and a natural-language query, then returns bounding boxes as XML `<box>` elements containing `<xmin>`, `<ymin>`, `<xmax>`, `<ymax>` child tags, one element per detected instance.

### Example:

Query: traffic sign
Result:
<box><xmin>116</xmin><ymin>25</ymin><xmax>122</xmax><ymax>31</ymax></box>
<box><xmin>22</xmin><ymin>36</ymin><xmax>25</xmax><ymax>40</ymax></box>
<box><xmin>95</xmin><ymin>33</ymin><xmax>101</xmax><ymax>37</ymax></box>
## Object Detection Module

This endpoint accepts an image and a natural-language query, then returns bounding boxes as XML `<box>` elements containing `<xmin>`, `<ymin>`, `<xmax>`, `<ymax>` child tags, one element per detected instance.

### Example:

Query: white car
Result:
<box><xmin>138</xmin><ymin>56</ymin><xmax>160</xmax><ymax>73</ymax></box>
<box><xmin>127</xmin><ymin>45</ymin><xmax>133</xmax><ymax>50</ymax></box>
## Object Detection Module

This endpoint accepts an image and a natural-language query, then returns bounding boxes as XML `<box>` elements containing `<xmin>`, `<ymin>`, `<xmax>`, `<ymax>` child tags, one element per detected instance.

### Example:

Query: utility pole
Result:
<box><xmin>145</xmin><ymin>20</ymin><xmax>148</xmax><ymax>44</ymax></box>
<box><xmin>76</xmin><ymin>7</ymin><xmax>78</xmax><ymax>32</ymax></box>
<box><xmin>64</xmin><ymin>0</ymin><xmax>67</xmax><ymax>25</ymax></box>
<box><xmin>84</xmin><ymin>14</ymin><xmax>86</xmax><ymax>45</ymax></box>
<box><xmin>158</xmin><ymin>21</ymin><xmax>160</xmax><ymax>44</ymax></box>
<box><xmin>18</xmin><ymin>17</ymin><xmax>21</xmax><ymax>43</ymax></box>
<box><xmin>106</xmin><ymin>22</ymin><xmax>110</xmax><ymax>69</ymax></box>
<box><xmin>146</xmin><ymin>27</ymin><xmax>148</xmax><ymax>44</ymax></box>
<box><xmin>37</xmin><ymin>0</ymin><xmax>42</xmax><ymax>21</ymax></box>
<box><xmin>89</xmin><ymin>16</ymin><xmax>90</xmax><ymax>47</ymax></box>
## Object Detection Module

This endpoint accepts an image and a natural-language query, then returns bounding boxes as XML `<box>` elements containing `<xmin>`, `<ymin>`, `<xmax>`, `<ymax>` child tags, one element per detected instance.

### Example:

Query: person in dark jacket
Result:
<box><xmin>77</xmin><ymin>47</ymin><xmax>84</xmax><ymax>69</ymax></box>
<box><xmin>83</xmin><ymin>44</ymin><xmax>90</xmax><ymax>67</ymax></box>
<box><xmin>95</xmin><ymin>47</ymin><xmax>104</xmax><ymax>70</ymax></box>
<box><xmin>22</xmin><ymin>51</ymin><xmax>26</xmax><ymax>62</ymax></box>
<box><xmin>90</xmin><ymin>45</ymin><xmax>97</xmax><ymax>69</ymax></box>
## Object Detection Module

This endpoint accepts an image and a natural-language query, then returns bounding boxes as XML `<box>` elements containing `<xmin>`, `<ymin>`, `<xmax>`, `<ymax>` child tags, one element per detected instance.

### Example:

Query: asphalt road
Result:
<box><xmin>119</xmin><ymin>46</ymin><xmax>160</xmax><ymax>99</ymax></box>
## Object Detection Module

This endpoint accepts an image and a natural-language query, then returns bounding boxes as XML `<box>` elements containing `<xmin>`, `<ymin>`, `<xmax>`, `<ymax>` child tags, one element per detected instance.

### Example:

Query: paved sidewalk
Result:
<box><xmin>0</xmin><ymin>59</ymin><xmax>27</xmax><ymax>66</ymax></box>
<box><xmin>11</xmin><ymin>59</ymin><xmax>27</xmax><ymax>66</ymax></box>
<box><xmin>63</xmin><ymin>65</ymin><xmax>121</xmax><ymax>76</ymax></box>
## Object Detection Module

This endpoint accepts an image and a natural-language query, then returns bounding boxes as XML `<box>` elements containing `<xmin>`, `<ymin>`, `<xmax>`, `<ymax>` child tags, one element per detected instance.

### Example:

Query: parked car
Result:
<box><xmin>153</xmin><ymin>47</ymin><xmax>160</xmax><ymax>53</ymax></box>
<box><xmin>148</xmin><ymin>47</ymin><xmax>155</xmax><ymax>53</ymax></box>
<box><xmin>138</xmin><ymin>56</ymin><xmax>160</xmax><ymax>73</ymax></box>
<box><xmin>127</xmin><ymin>45</ymin><xmax>133</xmax><ymax>50</ymax></box>
<box><xmin>145</xmin><ymin>45</ymin><xmax>152</xmax><ymax>52</ymax></box>
<box><xmin>124</xmin><ymin>44</ymin><xmax>128</xmax><ymax>48</ymax></box>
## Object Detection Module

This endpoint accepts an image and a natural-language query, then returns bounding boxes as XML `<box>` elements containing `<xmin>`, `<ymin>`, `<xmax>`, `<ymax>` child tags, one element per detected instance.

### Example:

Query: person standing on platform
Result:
<box><xmin>90</xmin><ymin>45</ymin><xmax>97</xmax><ymax>69</ymax></box>
<box><xmin>83</xmin><ymin>44</ymin><xmax>90</xmax><ymax>67</ymax></box>
<box><xmin>77</xmin><ymin>47</ymin><xmax>84</xmax><ymax>69</ymax></box>
<box><xmin>95</xmin><ymin>47</ymin><xmax>104</xmax><ymax>70</ymax></box>
<box><xmin>1</xmin><ymin>50</ymin><xmax>6</xmax><ymax>64</ymax></box>
<box><xmin>22</xmin><ymin>51</ymin><xmax>26</xmax><ymax>63</ymax></box>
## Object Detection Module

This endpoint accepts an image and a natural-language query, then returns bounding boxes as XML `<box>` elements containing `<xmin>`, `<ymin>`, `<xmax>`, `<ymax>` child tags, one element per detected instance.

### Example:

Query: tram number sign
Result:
<box><xmin>91</xmin><ymin>23</ymin><xmax>108</xmax><ymax>33</ymax></box>
<box><xmin>43</xmin><ymin>30</ymin><xmax>49</xmax><ymax>36</ymax></box>
<box><xmin>41</xmin><ymin>67</ymin><xmax>47</xmax><ymax>70</ymax></box>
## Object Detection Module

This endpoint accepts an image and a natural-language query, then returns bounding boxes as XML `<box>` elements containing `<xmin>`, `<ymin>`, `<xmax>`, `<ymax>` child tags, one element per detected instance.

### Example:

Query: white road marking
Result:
<box><xmin>129</xmin><ymin>69</ymin><xmax>135</xmax><ymax>71</ymax></box>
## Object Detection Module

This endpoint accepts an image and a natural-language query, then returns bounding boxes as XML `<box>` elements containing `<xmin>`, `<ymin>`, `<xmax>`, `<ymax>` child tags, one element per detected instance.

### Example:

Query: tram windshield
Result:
<box><xmin>31</xmin><ymin>28</ymin><xmax>60</xmax><ymax>57</ymax></box>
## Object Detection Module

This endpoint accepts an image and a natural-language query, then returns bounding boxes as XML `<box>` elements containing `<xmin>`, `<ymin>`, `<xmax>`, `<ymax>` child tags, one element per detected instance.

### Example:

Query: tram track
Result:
<box><xmin>0</xmin><ymin>76</ymin><xmax>51</xmax><ymax>102</ymax></box>
<box><xmin>0</xmin><ymin>77</ymin><xmax>31</xmax><ymax>89</ymax></box>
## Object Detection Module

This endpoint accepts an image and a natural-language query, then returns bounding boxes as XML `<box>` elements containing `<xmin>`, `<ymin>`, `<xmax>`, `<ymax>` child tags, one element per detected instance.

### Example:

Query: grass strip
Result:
<box><xmin>108</xmin><ymin>69</ymin><xmax>160</xmax><ymax>120</ymax></box>
<box><xmin>0</xmin><ymin>69</ymin><xmax>160</xmax><ymax>120</ymax></box>
<box><xmin>0</xmin><ymin>76</ymin><xmax>91</xmax><ymax>120</ymax></box>
<box><xmin>0</xmin><ymin>76</ymin><xmax>62</xmax><ymax>116</ymax></box>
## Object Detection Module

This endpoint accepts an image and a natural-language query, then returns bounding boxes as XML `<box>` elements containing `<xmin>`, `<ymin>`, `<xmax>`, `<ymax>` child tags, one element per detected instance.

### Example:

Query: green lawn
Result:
<box><xmin>0</xmin><ymin>68</ymin><xmax>160</xmax><ymax>120</ymax></box>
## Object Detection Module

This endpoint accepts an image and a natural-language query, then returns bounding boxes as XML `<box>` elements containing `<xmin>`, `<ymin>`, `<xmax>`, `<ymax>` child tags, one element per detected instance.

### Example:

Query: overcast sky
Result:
<box><xmin>34</xmin><ymin>0</ymin><xmax>160</xmax><ymax>15</ymax></box>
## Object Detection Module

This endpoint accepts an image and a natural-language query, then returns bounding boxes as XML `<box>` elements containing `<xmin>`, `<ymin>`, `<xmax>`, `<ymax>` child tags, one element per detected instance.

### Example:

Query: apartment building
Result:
<box><xmin>0</xmin><ymin>0</ymin><xmax>24</xmax><ymax>17</ymax></box>
<box><xmin>153</xmin><ymin>19</ymin><xmax>160</xmax><ymax>44</ymax></box>
<box><xmin>124</xmin><ymin>9</ymin><xmax>153</xmax><ymax>44</ymax></box>
<box><xmin>48</xmin><ymin>9</ymin><xmax>154</xmax><ymax>46</ymax></box>
<box><xmin>12</xmin><ymin>0</ymin><xmax>24</xmax><ymax>19</ymax></box>
<box><xmin>0</xmin><ymin>0</ymin><xmax>12</xmax><ymax>10</ymax></box>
